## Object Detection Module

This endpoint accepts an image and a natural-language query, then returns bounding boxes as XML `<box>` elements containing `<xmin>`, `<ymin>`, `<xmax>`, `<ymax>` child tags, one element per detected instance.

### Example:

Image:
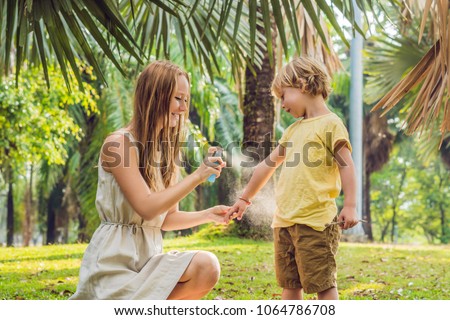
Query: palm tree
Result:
<box><xmin>363</xmin><ymin>112</ymin><xmax>394</xmax><ymax>240</ymax></box>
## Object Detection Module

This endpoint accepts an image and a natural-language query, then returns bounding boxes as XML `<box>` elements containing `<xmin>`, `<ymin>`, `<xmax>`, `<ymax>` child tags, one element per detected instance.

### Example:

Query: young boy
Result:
<box><xmin>227</xmin><ymin>56</ymin><xmax>359</xmax><ymax>300</ymax></box>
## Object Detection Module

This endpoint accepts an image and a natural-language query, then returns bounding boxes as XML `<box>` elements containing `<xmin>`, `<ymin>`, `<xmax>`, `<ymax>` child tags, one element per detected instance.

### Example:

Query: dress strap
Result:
<box><xmin>111</xmin><ymin>129</ymin><xmax>140</xmax><ymax>163</ymax></box>
<box><xmin>115</xmin><ymin>129</ymin><xmax>137</xmax><ymax>144</ymax></box>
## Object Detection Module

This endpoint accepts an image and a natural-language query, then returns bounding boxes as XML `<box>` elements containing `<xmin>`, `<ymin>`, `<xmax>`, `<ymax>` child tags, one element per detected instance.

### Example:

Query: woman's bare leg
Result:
<box><xmin>167</xmin><ymin>251</ymin><xmax>220</xmax><ymax>300</ymax></box>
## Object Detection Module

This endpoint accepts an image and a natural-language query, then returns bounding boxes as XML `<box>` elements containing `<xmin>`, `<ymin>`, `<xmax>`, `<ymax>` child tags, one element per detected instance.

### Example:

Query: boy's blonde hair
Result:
<box><xmin>271</xmin><ymin>56</ymin><xmax>331</xmax><ymax>99</ymax></box>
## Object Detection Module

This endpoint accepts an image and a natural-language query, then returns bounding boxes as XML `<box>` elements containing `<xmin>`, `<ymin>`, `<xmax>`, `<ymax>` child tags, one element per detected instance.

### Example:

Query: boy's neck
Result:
<box><xmin>303</xmin><ymin>95</ymin><xmax>331</xmax><ymax>119</ymax></box>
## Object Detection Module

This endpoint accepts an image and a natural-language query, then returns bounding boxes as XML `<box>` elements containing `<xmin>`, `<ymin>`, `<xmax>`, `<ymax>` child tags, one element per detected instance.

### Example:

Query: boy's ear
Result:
<box><xmin>298</xmin><ymin>78</ymin><xmax>307</xmax><ymax>92</ymax></box>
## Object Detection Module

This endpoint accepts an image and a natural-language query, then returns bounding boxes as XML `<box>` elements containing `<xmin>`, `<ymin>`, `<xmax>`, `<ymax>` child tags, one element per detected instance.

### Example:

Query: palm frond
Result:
<box><xmin>2</xmin><ymin>0</ymin><xmax>383</xmax><ymax>90</ymax></box>
<box><xmin>371</xmin><ymin>0</ymin><xmax>449</xmax><ymax>139</ymax></box>
<box><xmin>365</xmin><ymin>36</ymin><xmax>425</xmax><ymax>105</ymax></box>
<box><xmin>122</xmin><ymin>0</ymin><xmax>265</xmax><ymax>79</ymax></box>
<box><xmin>1</xmin><ymin>0</ymin><xmax>144</xmax><ymax>88</ymax></box>
<box><xmin>213</xmin><ymin>77</ymin><xmax>242</xmax><ymax>146</ymax></box>
<box><xmin>296</xmin><ymin>2</ymin><xmax>343</xmax><ymax>75</ymax></box>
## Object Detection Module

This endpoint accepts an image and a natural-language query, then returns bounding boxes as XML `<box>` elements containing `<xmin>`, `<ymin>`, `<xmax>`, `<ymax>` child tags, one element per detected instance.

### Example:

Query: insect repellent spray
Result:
<box><xmin>207</xmin><ymin>149</ymin><xmax>222</xmax><ymax>183</ymax></box>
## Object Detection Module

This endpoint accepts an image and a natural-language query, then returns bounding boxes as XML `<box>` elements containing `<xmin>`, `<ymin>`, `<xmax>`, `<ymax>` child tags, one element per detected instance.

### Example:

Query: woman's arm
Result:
<box><xmin>228</xmin><ymin>144</ymin><xmax>287</xmax><ymax>220</ymax></box>
<box><xmin>102</xmin><ymin>133</ymin><xmax>224</xmax><ymax>221</ymax></box>
<box><xmin>161</xmin><ymin>203</ymin><xmax>229</xmax><ymax>231</ymax></box>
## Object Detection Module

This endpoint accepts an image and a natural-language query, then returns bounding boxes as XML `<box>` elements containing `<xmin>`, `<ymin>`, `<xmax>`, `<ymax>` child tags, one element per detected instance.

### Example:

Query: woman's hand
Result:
<box><xmin>204</xmin><ymin>205</ymin><xmax>231</xmax><ymax>224</ymax></box>
<box><xmin>193</xmin><ymin>147</ymin><xmax>226</xmax><ymax>182</ymax></box>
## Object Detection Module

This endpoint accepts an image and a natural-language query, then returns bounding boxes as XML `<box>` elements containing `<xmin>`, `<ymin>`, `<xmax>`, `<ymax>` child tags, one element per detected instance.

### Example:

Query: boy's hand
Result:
<box><xmin>226</xmin><ymin>199</ymin><xmax>249</xmax><ymax>222</ymax></box>
<box><xmin>338</xmin><ymin>206</ymin><xmax>359</xmax><ymax>230</ymax></box>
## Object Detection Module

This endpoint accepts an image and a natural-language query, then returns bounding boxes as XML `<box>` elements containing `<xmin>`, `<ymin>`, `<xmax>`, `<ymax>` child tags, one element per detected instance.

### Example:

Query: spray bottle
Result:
<box><xmin>207</xmin><ymin>148</ymin><xmax>223</xmax><ymax>183</ymax></box>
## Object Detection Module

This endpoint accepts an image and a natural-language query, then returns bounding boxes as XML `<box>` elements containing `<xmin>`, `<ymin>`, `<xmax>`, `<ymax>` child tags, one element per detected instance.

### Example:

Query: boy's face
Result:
<box><xmin>279</xmin><ymin>87</ymin><xmax>306</xmax><ymax>118</ymax></box>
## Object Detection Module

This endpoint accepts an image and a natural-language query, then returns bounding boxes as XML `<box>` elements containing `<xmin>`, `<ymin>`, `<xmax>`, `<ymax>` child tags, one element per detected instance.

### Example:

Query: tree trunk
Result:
<box><xmin>363</xmin><ymin>107</ymin><xmax>394</xmax><ymax>242</ymax></box>
<box><xmin>46</xmin><ymin>180</ymin><xmax>64</xmax><ymax>244</ymax></box>
<box><xmin>440</xmin><ymin>135</ymin><xmax>450</xmax><ymax>169</ymax></box>
<box><xmin>242</xmin><ymin>6</ymin><xmax>277</xmax><ymax>165</ymax></box>
<box><xmin>6</xmin><ymin>169</ymin><xmax>14</xmax><ymax>247</ymax></box>
<box><xmin>380</xmin><ymin>221</ymin><xmax>390</xmax><ymax>242</ymax></box>
<box><xmin>363</xmin><ymin>171</ymin><xmax>373</xmax><ymax>241</ymax></box>
<box><xmin>23</xmin><ymin>165</ymin><xmax>34</xmax><ymax>246</ymax></box>
<box><xmin>236</xmin><ymin>8</ymin><xmax>276</xmax><ymax>239</ymax></box>
<box><xmin>439</xmin><ymin>203</ymin><xmax>447</xmax><ymax>244</ymax></box>
<box><xmin>390</xmin><ymin>208</ymin><xmax>397</xmax><ymax>243</ymax></box>
<box><xmin>77</xmin><ymin>212</ymin><xmax>88</xmax><ymax>243</ymax></box>
<box><xmin>218</xmin><ymin>165</ymin><xmax>239</xmax><ymax>206</ymax></box>
<box><xmin>390</xmin><ymin>168</ymin><xmax>407</xmax><ymax>243</ymax></box>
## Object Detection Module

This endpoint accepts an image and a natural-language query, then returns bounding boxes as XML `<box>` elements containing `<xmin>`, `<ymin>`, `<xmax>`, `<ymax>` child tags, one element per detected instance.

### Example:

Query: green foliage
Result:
<box><xmin>0</xmin><ymin>238</ymin><xmax>448</xmax><ymax>300</ymax></box>
<box><xmin>0</xmin><ymin>64</ymin><xmax>98</xmax><ymax>244</ymax></box>
<box><xmin>190</xmin><ymin>222</ymin><xmax>233</xmax><ymax>240</ymax></box>
<box><xmin>0</xmin><ymin>65</ymin><xmax>98</xmax><ymax>171</ymax></box>
<box><xmin>213</xmin><ymin>77</ymin><xmax>242</xmax><ymax>146</ymax></box>
<box><xmin>226</xmin><ymin>219</ymin><xmax>273</xmax><ymax>241</ymax></box>
<box><xmin>370</xmin><ymin>137</ymin><xmax>449</xmax><ymax>244</ymax></box>
<box><xmin>406</xmin><ymin>160</ymin><xmax>450</xmax><ymax>244</ymax></box>
<box><xmin>190</xmin><ymin>79</ymin><xmax>221</xmax><ymax>142</ymax></box>
<box><xmin>178</xmin><ymin>168</ymin><xmax>198</xmax><ymax>213</ymax></box>
<box><xmin>71</xmin><ymin>64</ymin><xmax>134</xmax><ymax>240</ymax></box>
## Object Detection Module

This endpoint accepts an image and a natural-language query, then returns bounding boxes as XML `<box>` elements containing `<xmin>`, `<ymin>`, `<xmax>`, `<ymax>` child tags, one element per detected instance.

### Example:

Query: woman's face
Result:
<box><xmin>168</xmin><ymin>75</ymin><xmax>190</xmax><ymax>127</ymax></box>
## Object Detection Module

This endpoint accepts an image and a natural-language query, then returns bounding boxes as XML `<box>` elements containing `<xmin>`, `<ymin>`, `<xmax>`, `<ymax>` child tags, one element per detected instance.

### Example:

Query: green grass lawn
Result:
<box><xmin>0</xmin><ymin>234</ymin><xmax>448</xmax><ymax>300</ymax></box>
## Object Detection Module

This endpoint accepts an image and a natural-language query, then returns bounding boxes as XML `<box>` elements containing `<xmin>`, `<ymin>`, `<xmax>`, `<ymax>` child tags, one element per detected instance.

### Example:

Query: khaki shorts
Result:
<box><xmin>273</xmin><ymin>221</ymin><xmax>340</xmax><ymax>294</ymax></box>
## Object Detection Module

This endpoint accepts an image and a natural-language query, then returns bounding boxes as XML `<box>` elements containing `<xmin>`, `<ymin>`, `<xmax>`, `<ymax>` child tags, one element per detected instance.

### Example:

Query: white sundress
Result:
<box><xmin>70</xmin><ymin>130</ymin><xmax>196</xmax><ymax>300</ymax></box>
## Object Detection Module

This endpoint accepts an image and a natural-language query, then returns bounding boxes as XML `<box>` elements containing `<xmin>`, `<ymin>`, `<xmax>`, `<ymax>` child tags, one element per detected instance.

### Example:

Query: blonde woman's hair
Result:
<box><xmin>130</xmin><ymin>60</ymin><xmax>190</xmax><ymax>191</ymax></box>
<box><xmin>271</xmin><ymin>56</ymin><xmax>331</xmax><ymax>99</ymax></box>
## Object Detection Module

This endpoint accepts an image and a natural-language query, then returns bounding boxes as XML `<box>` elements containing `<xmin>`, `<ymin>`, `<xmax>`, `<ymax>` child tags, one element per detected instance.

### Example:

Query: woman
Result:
<box><xmin>70</xmin><ymin>61</ymin><xmax>228</xmax><ymax>300</ymax></box>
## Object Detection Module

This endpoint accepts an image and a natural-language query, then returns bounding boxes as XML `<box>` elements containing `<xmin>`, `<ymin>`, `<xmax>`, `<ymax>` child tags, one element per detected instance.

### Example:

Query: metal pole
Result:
<box><xmin>348</xmin><ymin>0</ymin><xmax>365</xmax><ymax>236</ymax></box>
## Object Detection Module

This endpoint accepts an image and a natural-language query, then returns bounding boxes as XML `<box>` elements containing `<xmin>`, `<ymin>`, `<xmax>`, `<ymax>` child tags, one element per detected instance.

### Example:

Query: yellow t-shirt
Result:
<box><xmin>273</xmin><ymin>113</ymin><xmax>352</xmax><ymax>231</ymax></box>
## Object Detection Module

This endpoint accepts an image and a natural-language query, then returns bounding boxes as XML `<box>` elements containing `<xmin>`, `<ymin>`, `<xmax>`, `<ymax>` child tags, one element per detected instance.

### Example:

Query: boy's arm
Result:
<box><xmin>228</xmin><ymin>145</ymin><xmax>286</xmax><ymax>220</ymax></box>
<box><xmin>335</xmin><ymin>142</ymin><xmax>359</xmax><ymax>229</ymax></box>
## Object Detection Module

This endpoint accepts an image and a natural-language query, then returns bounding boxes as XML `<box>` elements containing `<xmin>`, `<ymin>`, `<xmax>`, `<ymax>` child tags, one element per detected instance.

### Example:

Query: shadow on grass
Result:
<box><xmin>0</xmin><ymin>267</ymin><xmax>80</xmax><ymax>282</ymax></box>
<box><xmin>0</xmin><ymin>253</ymin><xmax>84</xmax><ymax>264</ymax></box>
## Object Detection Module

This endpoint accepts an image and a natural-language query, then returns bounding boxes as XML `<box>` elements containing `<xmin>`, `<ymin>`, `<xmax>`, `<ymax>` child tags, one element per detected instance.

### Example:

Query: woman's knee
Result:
<box><xmin>193</xmin><ymin>251</ymin><xmax>220</xmax><ymax>287</ymax></box>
